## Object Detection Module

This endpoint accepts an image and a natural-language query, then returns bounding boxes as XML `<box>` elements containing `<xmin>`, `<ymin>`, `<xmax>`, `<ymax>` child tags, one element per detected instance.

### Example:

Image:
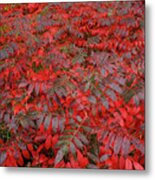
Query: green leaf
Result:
<box><xmin>100</xmin><ymin>154</ymin><xmax>110</xmax><ymax>162</ymax></box>
<box><xmin>101</xmin><ymin>97</ymin><xmax>109</xmax><ymax>109</ymax></box>
<box><xmin>35</xmin><ymin>82</ymin><xmax>40</xmax><ymax>96</ymax></box>
<box><xmin>73</xmin><ymin>137</ymin><xmax>83</xmax><ymax>149</ymax></box>
<box><xmin>54</xmin><ymin>145</ymin><xmax>68</xmax><ymax>165</ymax></box>
<box><xmin>44</xmin><ymin>114</ymin><xmax>52</xmax><ymax>129</ymax></box>
<box><xmin>69</xmin><ymin>142</ymin><xmax>76</xmax><ymax>155</ymax></box>
<box><xmin>78</xmin><ymin>132</ymin><xmax>89</xmax><ymax>145</ymax></box>
<box><xmin>88</xmin><ymin>96</ymin><xmax>97</xmax><ymax>104</ymax></box>
<box><xmin>0</xmin><ymin>151</ymin><xmax>7</xmax><ymax>165</ymax></box>
<box><xmin>84</xmin><ymin>81</ymin><xmax>90</xmax><ymax>92</ymax></box>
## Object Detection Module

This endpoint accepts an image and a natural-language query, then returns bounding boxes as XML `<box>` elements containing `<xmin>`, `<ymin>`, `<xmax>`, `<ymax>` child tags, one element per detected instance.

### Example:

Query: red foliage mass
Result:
<box><xmin>0</xmin><ymin>1</ymin><xmax>145</xmax><ymax>169</ymax></box>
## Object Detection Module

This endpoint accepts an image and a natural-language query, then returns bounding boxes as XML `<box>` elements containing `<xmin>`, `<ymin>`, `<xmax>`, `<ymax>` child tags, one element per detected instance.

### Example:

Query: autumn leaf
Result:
<box><xmin>45</xmin><ymin>135</ymin><xmax>52</xmax><ymax>150</ymax></box>
<box><xmin>125</xmin><ymin>158</ymin><xmax>133</xmax><ymax>170</ymax></box>
<box><xmin>133</xmin><ymin>161</ymin><xmax>144</xmax><ymax>170</ymax></box>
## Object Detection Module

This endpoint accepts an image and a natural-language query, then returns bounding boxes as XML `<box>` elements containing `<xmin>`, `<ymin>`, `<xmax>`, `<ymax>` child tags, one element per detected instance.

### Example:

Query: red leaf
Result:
<box><xmin>22</xmin><ymin>150</ymin><xmax>30</xmax><ymax>159</ymax></box>
<box><xmin>45</xmin><ymin>135</ymin><xmax>52</xmax><ymax>150</ymax></box>
<box><xmin>77</xmin><ymin>150</ymin><xmax>88</xmax><ymax>168</ymax></box>
<box><xmin>0</xmin><ymin>138</ymin><xmax>3</xmax><ymax>144</ymax></box>
<box><xmin>119</xmin><ymin>156</ymin><xmax>125</xmax><ymax>169</ymax></box>
<box><xmin>39</xmin><ymin>154</ymin><xmax>48</xmax><ymax>163</ymax></box>
<box><xmin>119</xmin><ymin>108</ymin><xmax>128</xmax><ymax>119</ymax></box>
<box><xmin>14</xmin><ymin>104</ymin><xmax>22</xmax><ymax>115</ymax></box>
<box><xmin>17</xmin><ymin>155</ymin><xmax>24</xmax><ymax>166</ymax></box>
<box><xmin>133</xmin><ymin>162</ymin><xmax>144</xmax><ymax>170</ymax></box>
<box><xmin>27</xmin><ymin>143</ymin><xmax>34</xmax><ymax>152</ymax></box>
<box><xmin>34</xmin><ymin>135</ymin><xmax>46</xmax><ymax>143</ymax></box>
<box><xmin>125</xmin><ymin>158</ymin><xmax>133</xmax><ymax>170</ymax></box>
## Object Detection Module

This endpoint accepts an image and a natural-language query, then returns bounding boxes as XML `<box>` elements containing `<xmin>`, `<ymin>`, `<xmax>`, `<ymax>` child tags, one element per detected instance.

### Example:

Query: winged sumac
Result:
<box><xmin>0</xmin><ymin>1</ymin><xmax>145</xmax><ymax>169</ymax></box>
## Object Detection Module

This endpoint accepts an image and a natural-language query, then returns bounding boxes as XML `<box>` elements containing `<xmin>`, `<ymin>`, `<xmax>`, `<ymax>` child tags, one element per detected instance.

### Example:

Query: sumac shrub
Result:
<box><xmin>0</xmin><ymin>1</ymin><xmax>145</xmax><ymax>169</ymax></box>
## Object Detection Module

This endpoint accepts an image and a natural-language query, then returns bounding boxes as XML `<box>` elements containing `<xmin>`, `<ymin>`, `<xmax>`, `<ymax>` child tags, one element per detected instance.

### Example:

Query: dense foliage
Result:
<box><xmin>0</xmin><ymin>1</ymin><xmax>145</xmax><ymax>169</ymax></box>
